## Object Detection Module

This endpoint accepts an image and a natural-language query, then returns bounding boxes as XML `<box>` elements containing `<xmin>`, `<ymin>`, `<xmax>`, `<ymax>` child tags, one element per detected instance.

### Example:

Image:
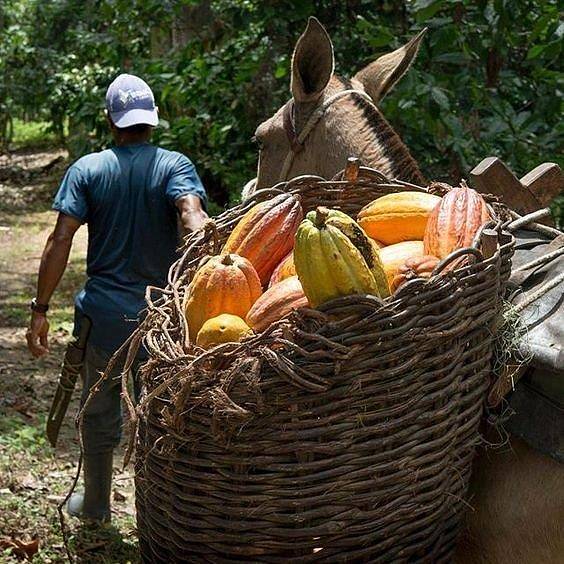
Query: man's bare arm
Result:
<box><xmin>176</xmin><ymin>194</ymin><xmax>208</xmax><ymax>236</ymax></box>
<box><xmin>26</xmin><ymin>213</ymin><xmax>82</xmax><ymax>357</ymax></box>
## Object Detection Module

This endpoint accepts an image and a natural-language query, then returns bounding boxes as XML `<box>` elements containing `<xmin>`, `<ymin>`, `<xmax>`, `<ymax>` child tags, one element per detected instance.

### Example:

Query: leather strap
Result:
<box><xmin>279</xmin><ymin>89</ymin><xmax>375</xmax><ymax>182</ymax></box>
<box><xmin>31</xmin><ymin>298</ymin><xmax>49</xmax><ymax>314</ymax></box>
<box><xmin>282</xmin><ymin>100</ymin><xmax>304</xmax><ymax>154</ymax></box>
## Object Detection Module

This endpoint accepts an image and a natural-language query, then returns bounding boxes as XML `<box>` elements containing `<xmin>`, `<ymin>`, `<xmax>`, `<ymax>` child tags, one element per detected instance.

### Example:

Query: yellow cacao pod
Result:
<box><xmin>294</xmin><ymin>207</ymin><xmax>390</xmax><ymax>307</ymax></box>
<box><xmin>196</xmin><ymin>314</ymin><xmax>252</xmax><ymax>349</ymax></box>
<box><xmin>358</xmin><ymin>191</ymin><xmax>441</xmax><ymax>245</ymax></box>
<box><xmin>323</xmin><ymin>209</ymin><xmax>390</xmax><ymax>298</ymax></box>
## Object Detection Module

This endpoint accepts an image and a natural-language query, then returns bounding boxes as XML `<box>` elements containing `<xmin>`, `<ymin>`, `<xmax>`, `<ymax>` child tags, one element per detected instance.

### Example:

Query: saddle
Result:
<box><xmin>505</xmin><ymin>231</ymin><xmax>563</xmax><ymax>461</ymax></box>
<box><xmin>470</xmin><ymin>157</ymin><xmax>563</xmax><ymax>461</ymax></box>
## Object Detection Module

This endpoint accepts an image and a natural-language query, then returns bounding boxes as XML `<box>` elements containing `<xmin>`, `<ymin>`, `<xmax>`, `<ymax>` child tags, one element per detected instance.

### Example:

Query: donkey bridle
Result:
<box><xmin>279</xmin><ymin>88</ymin><xmax>376</xmax><ymax>182</ymax></box>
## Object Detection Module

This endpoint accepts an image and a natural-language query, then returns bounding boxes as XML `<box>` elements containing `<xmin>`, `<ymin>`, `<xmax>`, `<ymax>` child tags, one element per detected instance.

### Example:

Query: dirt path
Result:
<box><xmin>0</xmin><ymin>149</ymin><xmax>139</xmax><ymax>563</ymax></box>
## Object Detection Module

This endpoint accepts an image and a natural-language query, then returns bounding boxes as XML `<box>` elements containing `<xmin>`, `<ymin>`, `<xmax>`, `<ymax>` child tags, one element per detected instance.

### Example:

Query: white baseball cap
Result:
<box><xmin>105</xmin><ymin>73</ymin><xmax>158</xmax><ymax>128</ymax></box>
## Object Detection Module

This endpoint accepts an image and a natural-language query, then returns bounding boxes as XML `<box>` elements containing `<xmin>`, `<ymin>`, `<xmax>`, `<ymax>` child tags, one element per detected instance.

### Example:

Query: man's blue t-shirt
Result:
<box><xmin>53</xmin><ymin>143</ymin><xmax>206</xmax><ymax>352</ymax></box>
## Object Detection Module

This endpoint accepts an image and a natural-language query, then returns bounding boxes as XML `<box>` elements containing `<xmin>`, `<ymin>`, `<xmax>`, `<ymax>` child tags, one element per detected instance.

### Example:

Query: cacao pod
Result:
<box><xmin>322</xmin><ymin>208</ymin><xmax>390</xmax><ymax>297</ymax></box>
<box><xmin>424</xmin><ymin>186</ymin><xmax>491</xmax><ymax>259</ymax></box>
<box><xmin>391</xmin><ymin>255</ymin><xmax>440</xmax><ymax>292</ymax></box>
<box><xmin>294</xmin><ymin>207</ymin><xmax>390</xmax><ymax>307</ymax></box>
<box><xmin>357</xmin><ymin>191</ymin><xmax>441</xmax><ymax>245</ymax></box>
<box><xmin>196</xmin><ymin>314</ymin><xmax>252</xmax><ymax>349</ymax></box>
<box><xmin>246</xmin><ymin>276</ymin><xmax>308</xmax><ymax>332</ymax></box>
<box><xmin>268</xmin><ymin>251</ymin><xmax>296</xmax><ymax>288</ymax></box>
<box><xmin>185</xmin><ymin>254</ymin><xmax>262</xmax><ymax>339</ymax></box>
<box><xmin>379</xmin><ymin>240</ymin><xmax>425</xmax><ymax>287</ymax></box>
<box><xmin>222</xmin><ymin>193</ymin><xmax>303</xmax><ymax>285</ymax></box>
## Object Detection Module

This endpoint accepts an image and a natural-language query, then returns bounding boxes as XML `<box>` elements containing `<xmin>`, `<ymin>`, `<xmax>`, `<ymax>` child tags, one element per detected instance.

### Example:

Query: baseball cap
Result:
<box><xmin>105</xmin><ymin>74</ymin><xmax>159</xmax><ymax>128</ymax></box>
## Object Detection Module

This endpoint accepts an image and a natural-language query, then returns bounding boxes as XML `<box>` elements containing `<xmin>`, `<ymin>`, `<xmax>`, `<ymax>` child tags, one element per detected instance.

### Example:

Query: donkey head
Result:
<box><xmin>251</xmin><ymin>17</ymin><xmax>426</xmax><ymax>193</ymax></box>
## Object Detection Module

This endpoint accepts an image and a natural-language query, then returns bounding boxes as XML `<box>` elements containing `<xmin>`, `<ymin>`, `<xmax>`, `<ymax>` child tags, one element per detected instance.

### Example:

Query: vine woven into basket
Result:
<box><xmin>129</xmin><ymin>167</ymin><xmax>514</xmax><ymax>563</ymax></box>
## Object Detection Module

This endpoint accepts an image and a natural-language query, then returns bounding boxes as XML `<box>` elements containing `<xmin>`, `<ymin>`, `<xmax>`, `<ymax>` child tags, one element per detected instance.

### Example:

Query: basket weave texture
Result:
<box><xmin>132</xmin><ymin>168</ymin><xmax>514</xmax><ymax>563</ymax></box>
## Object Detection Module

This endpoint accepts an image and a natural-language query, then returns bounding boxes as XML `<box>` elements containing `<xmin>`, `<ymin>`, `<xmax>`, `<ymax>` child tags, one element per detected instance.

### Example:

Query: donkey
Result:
<box><xmin>248</xmin><ymin>19</ymin><xmax>425</xmax><ymax>193</ymax></box>
<box><xmin>247</xmin><ymin>18</ymin><xmax>564</xmax><ymax>563</ymax></box>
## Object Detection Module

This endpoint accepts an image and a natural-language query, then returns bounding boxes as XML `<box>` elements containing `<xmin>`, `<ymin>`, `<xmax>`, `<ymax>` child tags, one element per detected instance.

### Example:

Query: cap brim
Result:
<box><xmin>110</xmin><ymin>108</ymin><xmax>159</xmax><ymax>128</ymax></box>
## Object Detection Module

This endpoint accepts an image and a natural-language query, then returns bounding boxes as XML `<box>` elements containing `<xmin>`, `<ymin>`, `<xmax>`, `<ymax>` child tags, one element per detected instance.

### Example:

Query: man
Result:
<box><xmin>26</xmin><ymin>74</ymin><xmax>208</xmax><ymax>522</ymax></box>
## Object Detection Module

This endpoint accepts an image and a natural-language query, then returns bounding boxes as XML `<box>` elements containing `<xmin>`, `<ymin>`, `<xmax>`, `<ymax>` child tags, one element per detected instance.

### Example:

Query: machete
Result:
<box><xmin>46</xmin><ymin>317</ymin><xmax>91</xmax><ymax>447</ymax></box>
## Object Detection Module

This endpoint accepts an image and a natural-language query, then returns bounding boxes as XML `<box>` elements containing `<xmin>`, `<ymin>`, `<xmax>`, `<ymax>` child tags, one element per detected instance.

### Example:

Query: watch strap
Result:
<box><xmin>31</xmin><ymin>298</ymin><xmax>49</xmax><ymax>314</ymax></box>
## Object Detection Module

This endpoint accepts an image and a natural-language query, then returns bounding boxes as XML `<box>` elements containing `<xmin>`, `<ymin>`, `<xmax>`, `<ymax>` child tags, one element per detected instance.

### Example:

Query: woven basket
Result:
<box><xmin>131</xmin><ymin>165</ymin><xmax>514</xmax><ymax>563</ymax></box>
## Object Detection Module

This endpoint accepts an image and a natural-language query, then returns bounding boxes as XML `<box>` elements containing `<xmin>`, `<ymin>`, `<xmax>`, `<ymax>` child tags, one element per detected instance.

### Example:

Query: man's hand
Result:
<box><xmin>182</xmin><ymin>207</ymin><xmax>209</xmax><ymax>233</ymax></box>
<box><xmin>176</xmin><ymin>194</ymin><xmax>208</xmax><ymax>235</ymax></box>
<box><xmin>27</xmin><ymin>212</ymin><xmax>80</xmax><ymax>358</ymax></box>
<box><xmin>26</xmin><ymin>312</ymin><xmax>50</xmax><ymax>358</ymax></box>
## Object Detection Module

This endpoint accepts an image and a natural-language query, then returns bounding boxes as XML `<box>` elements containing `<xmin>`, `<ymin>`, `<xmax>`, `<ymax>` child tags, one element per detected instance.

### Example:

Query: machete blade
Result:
<box><xmin>45</xmin><ymin>317</ymin><xmax>91</xmax><ymax>448</ymax></box>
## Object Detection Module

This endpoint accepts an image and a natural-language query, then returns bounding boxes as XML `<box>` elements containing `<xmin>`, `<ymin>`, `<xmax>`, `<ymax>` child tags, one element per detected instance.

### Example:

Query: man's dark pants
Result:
<box><xmin>80</xmin><ymin>344</ymin><xmax>142</xmax><ymax>455</ymax></box>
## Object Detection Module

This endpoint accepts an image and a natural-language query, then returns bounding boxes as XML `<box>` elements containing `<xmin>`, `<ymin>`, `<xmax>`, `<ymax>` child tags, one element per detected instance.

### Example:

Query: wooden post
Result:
<box><xmin>344</xmin><ymin>157</ymin><xmax>360</xmax><ymax>182</ymax></box>
<box><xmin>470</xmin><ymin>157</ymin><xmax>539</xmax><ymax>213</ymax></box>
<box><xmin>520</xmin><ymin>162</ymin><xmax>564</xmax><ymax>207</ymax></box>
<box><xmin>480</xmin><ymin>228</ymin><xmax>499</xmax><ymax>260</ymax></box>
<box><xmin>470</xmin><ymin>157</ymin><xmax>563</xmax><ymax>215</ymax></box>
<box><xmin>487</xmin><ymin>364</ymin><xmax>528</xmax><ymax>408</ymax></box>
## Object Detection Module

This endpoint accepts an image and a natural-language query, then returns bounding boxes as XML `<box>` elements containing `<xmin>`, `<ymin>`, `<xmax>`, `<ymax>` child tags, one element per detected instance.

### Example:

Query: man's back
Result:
<box><xmin>26</xmin><ymin>73</ymin><xmax>209</xmax><ymax>524</ymax></box>
<box><xmin>53</xmin><ymin>143</ymin><xmax>206</xmax><ymax>351</ymax></box>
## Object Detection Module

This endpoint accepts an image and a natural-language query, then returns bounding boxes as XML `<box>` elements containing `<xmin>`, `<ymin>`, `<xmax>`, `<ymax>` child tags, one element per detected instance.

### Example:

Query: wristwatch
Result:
<box><xmin>30</xmin><ymin>298</ymin><xmax>49</xmax><ymax>314</ymax></box>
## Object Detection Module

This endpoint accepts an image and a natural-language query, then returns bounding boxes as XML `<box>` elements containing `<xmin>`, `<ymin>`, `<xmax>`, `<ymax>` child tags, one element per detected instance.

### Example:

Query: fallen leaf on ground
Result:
<box><xmin>10</xmin><ymin>401</ymin><xmax>34</xmax><ymax>419</ymax></box>
<box><xmin>0</xmin><ymin>538</ymin><xmax>39</xmax><ymax>560</ymax></box>
<box><xmin>21</xmin><ymin>472</ymin><xmax>41</xmax><ymax>490</ymax></box>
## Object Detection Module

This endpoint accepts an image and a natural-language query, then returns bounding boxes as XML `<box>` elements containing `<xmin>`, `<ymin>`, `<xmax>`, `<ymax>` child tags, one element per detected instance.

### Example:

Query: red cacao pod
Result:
<box><xmin>424</xmin><ymin>186</ymin><xmax>491</xmax><ymax>259</ymax></box>
<box><xmin>223</xmin><ymin>193</ymin><xmax>303</xmax><ymax>285</ymax></box>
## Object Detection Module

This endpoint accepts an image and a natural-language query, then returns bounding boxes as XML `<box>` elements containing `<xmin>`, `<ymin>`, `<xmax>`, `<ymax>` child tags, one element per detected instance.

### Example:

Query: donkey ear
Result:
<box><xmin>353</xmin><ymin>29</ymin><xmax>427</xmax><ymax>102</ymax></box>
<box><xmin>291</xmin><ymin>17</ymin><xmax>335</xmax><ymax>103</ymax></box>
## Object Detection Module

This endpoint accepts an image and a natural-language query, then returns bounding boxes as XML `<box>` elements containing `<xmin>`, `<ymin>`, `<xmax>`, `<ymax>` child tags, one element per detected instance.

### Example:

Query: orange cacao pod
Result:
<box><xmin>246</xmin><ymin>276</ymin><xmax>308</xmax><ymax>332</ymax></box>
<box><xmin>223</xmin><ymin>193</ymin><xmax>303</xmax><ymax>285</ymax></box>
<box><xmin>357</xmin><ymin>191</ymin><xmax>441</xmax><ymax>245</ymax></box>
<box><xmin>268</xmin><ymin>251</ymin><xmax>296</xmax><ymax>288</ymax></box>
<box><xmin>185</xmin><ymin>254</ymin><xmax>262</xmax><ymax>339</ymax></box>
<box><xmin>391</xmin><ymin>255</ymin><xmax>440</xmax><ymax>292</ymax></box>
<box><xmin>424</xmin><ymin>186</ymin><xmax>491</xmax><ymax>259</ymax></box>
<box><xmin>379</xmin><ymin>240</ymin><xmax>425</xmax><ymax>288</ymax></box>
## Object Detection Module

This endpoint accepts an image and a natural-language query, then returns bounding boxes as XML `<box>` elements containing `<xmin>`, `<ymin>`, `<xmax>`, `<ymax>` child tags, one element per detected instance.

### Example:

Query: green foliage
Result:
<box><xmin>551</xmin><ymin>194</ymin><xmax>564</xmax><ymax>229</ymax></box>
<box><xmin>11</xmin><ymin>118</ymin><xmax>58</xmax><ymax>149</ymax></box>
<box><xmin>0</xmin><ymin>415</ymin><xmax>49</xmax><ymax>455</ymax></box>
<box><xmin>1</xmin><ymin>0</ymin><xmax>562</xmax><ymax>206</ymax></box>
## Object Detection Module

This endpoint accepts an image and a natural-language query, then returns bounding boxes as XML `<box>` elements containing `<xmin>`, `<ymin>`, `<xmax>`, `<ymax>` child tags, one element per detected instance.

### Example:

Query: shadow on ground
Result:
<box><xmin>69</xmin><ymin>522</ymin><xmax>139</xmax><ymax>563</ymax></box>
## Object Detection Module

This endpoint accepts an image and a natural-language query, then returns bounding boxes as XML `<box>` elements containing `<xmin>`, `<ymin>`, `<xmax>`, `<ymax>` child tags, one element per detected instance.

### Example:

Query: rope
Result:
<box><xmin>507</xmin><ymin>207</ymin><xmax>551</xmax><ymax>231</ymax></box>
<box><xmin>506</xmin><ymin>208</ymin><xmax>562</xmax><ymax>239</ymax></box>
<box><xmin>279</xmin><ymin>89</ymin><xmax>375</xmax><ymax>181</ymax></box>
<box><xmin>513</xmin><ymin>246</ymin><xmax>564</xmax><ymax>272</ymax></box>
<box><xmin>513</xmin><ymin>271</ymin><xmax>564</xmax><ymax>313</ymax></box>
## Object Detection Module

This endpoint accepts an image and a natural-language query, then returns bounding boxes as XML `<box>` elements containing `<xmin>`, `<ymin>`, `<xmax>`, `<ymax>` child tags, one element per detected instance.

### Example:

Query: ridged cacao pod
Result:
<box><xmin>196</xmin><ymin>314</ymin><xmax>252</xmax><ymax>349</ymax></box>
<box><xmin>424</xmin><ymin>186</ymin><xmax>491</xmax><ymax>259</ymax></box>
<box><xmin>222</xmin><ymin>193</ymin><xmax>303</xmax><ymax>285</ymax></box>
<box><xmin>357</xmin><ymin>191</ymin><xmax>441</xmax><ymax>245</ymax></box>
<box><xmin>185</xmin><ymin>254</ymin><xmax>262</xmax><ymax>339</ymax></box>
<box><xmin>379</xmin><ymin>241</ymin><xmax>425</xmax><ymax>287</ymax></box>
<box><xmin>268</xmin><ymin>251</ymin><xmax>296</xmax><ymax>288</ymax></box>
<box><xmin>294</xmin><ymin>207</ymin><xmax>390</xmax><ymax>308</ymax></box>
<box><xmin>391</xmin><ymin>255</ymin><xmax>440</xmax><ymax>292</ymax></box>
<box><xmin>246</xmin><ymin>276</ymin><xmax>308</xmax><ymax>332</ymax></box>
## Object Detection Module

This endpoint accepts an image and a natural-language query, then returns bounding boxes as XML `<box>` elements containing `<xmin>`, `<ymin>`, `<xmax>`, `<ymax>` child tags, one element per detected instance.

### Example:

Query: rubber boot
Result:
<box><xmin>67</xmin><ymin>452</ymin><xmax>113</xmax><ymax>523</ymax></box>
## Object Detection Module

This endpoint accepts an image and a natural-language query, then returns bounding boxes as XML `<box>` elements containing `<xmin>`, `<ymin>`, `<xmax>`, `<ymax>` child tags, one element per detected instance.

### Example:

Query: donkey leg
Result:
<box><xmin>455</xmin><ymin>435</ymin><xmax>564</xmax><ymax>564</ymax></box>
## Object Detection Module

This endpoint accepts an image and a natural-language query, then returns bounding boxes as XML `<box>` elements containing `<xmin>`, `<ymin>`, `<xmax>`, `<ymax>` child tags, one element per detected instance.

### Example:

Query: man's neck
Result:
<box><xmin>115</xmin><ymin>136</ymin><xmax>150</xmax><ymax>146</ymax></box>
